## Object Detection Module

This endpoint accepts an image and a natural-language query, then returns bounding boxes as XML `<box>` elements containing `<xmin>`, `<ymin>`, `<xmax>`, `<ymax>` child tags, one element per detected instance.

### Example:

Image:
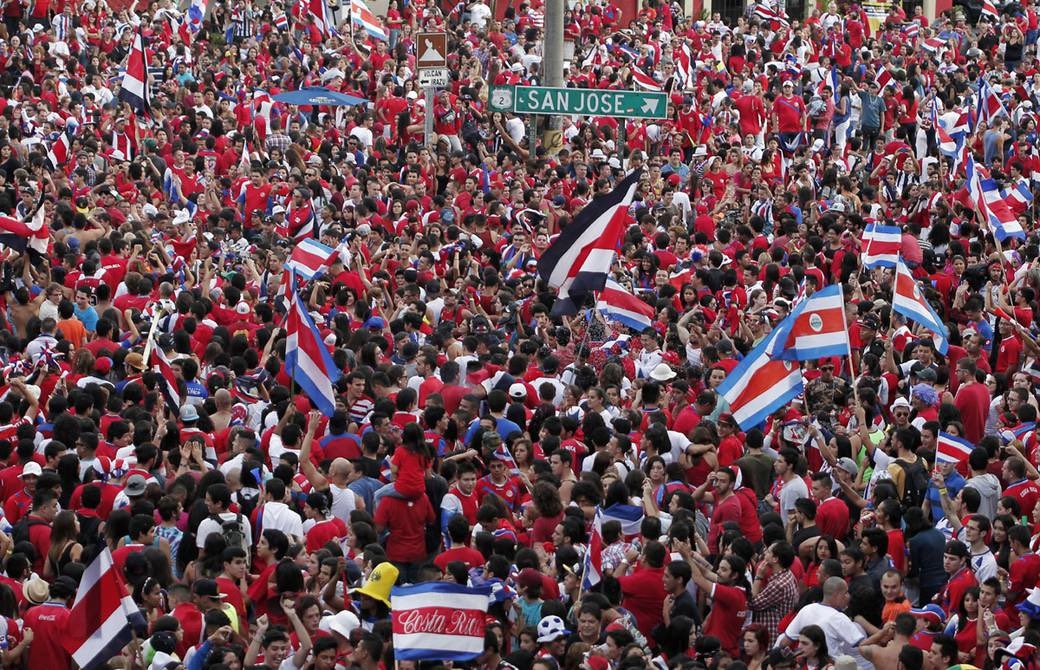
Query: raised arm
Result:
<box><xmin>299</xmin><ymin>410</ymin><xmax>329</xmax><ymax>491</ymax></box>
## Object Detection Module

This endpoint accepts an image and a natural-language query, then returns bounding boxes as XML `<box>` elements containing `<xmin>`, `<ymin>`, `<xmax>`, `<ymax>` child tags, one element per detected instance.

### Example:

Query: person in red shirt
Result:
<box><xmin>996</xmin><ymin>319</ymin><xmax>1023</xmax><ymax>375</ymax></box>
<box><xmin>953</xmin><ymin>360</ymin><xmax>990</xmax><ymax>444</ymax></box>
<box><xmin>237</xmin><ymin>168</ymin><xmax>273</xmax><ymax>227</ymax></box>
<box><xmin>812</xmin><ymin>472</ymin><xmax>850</xmax><ymax>541</ymax></box>
<box><xmin>373</xmin><ymin>488</ymin><xmax>435</xmax><ymax>582</ymax></box>
<box><xmin>303</xmin><ymin>492</ymin><xmax>348</xmax><ymax>553</ymax></box>
<box><xmin>215</xmin><ymin>546</ymin><xmax>250</xmax><ymax>637</ymax></box>
<box><xmin>772</xmin><ymin>80</ymin><xmax>806</xmax><ymax>154</ymax></box>
<box><xmin>22</xmin><ymin>489</ymin><xmax>58</xmax><ymax>575</ymax></box>
<box><xmin>705</xmin><ymin>467</ymin><xmax>743</xmax><ymax>555</ymax></box>
<box><xmin>688</xmin><ymin>551</ymin><xmax>749</xmax><ymax>658</ymax></box>
<box><xmin>716</xmin><ymin>414</ymin><xmax>744</xmax><ymax>466</ymax></box>
<box><xmin>1002</xmin><ymin>456</ymin><xmax>1040</xmax><ymax>517</ymax></box>
<box><xmin>433</xmin><ymin>515</ymin><xmax>485</xmax><ymax>571</ymax></box>
<box><xmin>4</xmin><ymin>462</ymin><xmax>41</xmax><ymax>525</ymax></box>
<box><xmin>23</xmin><ymin>575</ymin><xmax>77</xmax><ymax>670</ymax></box>
<box><xmin>1007</xmin><ymin>524</ymin><xmax>1040</xmax><ymax>608</ymax></box>
<box><xmin>937</xmin><ymin>540</ymin><xmax>978</xmax><ymax>616</ymax></box>
<box><xmin>615</xmin><ymin>540</ymin><xmax>668</xmax><ymax>645</ymax></box>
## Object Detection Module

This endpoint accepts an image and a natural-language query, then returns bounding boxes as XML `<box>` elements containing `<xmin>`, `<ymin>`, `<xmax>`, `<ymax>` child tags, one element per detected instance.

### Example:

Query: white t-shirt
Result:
<box><xmin>196</xmin><ymin>511</ymin><xmax>252</xmax><ymax>551</ymax></box>
<box><xmin>329</xmin><ymin>484</ymin><xmax>358</xmax><ymax>522</ymax></box>
<box><xmin>778</xmin><ymin>603</ymin><xmax>873</xmax><ymax>669</ymax></box>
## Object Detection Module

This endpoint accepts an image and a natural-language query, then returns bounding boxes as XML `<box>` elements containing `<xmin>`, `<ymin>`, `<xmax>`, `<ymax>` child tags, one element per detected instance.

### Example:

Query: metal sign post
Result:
<box><xmin>416</xmin><ymin>32</ymin><xmax>448</xmax><ymax>148</ymax></box>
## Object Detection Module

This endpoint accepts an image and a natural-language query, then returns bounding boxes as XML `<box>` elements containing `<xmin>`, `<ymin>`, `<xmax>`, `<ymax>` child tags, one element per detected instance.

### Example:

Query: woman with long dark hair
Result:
<box><xmin>795</xmin><ymin>624</ymin><xmax>834</xmax><ymax>669</ymax></box>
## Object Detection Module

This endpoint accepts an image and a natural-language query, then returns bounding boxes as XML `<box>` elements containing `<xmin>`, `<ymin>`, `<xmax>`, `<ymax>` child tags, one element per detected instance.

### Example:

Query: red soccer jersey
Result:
<box><xmin>704</xmin><ymin>582</ymin><xmax>748</xmax><ymax>657</ymax></box>
<box><xmin>374</xmin><ymin>495</ymin><xmax>435</xmax><ymax>564</ymax></box>
<box><xmin>476</xmin><ymin>475</ymin><xmax>523</xmax><ymax>512</ymax></box>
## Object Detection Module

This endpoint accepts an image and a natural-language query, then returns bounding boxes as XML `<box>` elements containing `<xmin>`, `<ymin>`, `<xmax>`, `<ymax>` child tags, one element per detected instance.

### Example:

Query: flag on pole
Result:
<box><xmin>934</xmin><ymin>105</ymin><xmax>960</xmax><ymax>158</ymax></box>
<box><xmin>537</xmin><ymin>170</ymin><xmax>641</xmax><ymax>316</ymax></box>
<box><xmin>305</xmin><ymin>0</ymin><xmax>335</xmax><ymax>36</ymax></box>
<box><xmin>767</xmin><ymin>284</ymin><xmax>851</xmax><ymax>361</ymax></box>
<box><xmin>239</xmin><ymin>141</ymin><xmax>251</xmax><ymax>174</ymax></box>
<box><xmin>751</xmin><ymin>3</ymin><xmax>789</xmax><ymax>27</ymax></box>
<box><xmin>967</xmin><ymin>156</ymin><xmax>1026</xmax><ymax>241</ymax></box>
<box><xmin>186</xmin><ymin>0</ymin><xmax>208</xmax><ymax>33</ymax></box>
<box><xmin>980</xmin><ymin>0</ymin><xmax>999</xmax><ymax>20</ymax></box>
<box><xmin>674</xmin><ymin>44</ymin><xmax>693</xmax><ymax>89</ymax></box>
<box><xmin>117</xmin><ymin>27</ymin><xmax>150</xmax><ymax>115</ymax></box>
<box><xmin>285</xmin><ymin>271</ymin><xmax>342</xmax><ymax>415</ymax></box>
<box><xmin>391</xmin><ymin>583</ymin><xmax>491</xmax><ymax>661</ymax></box>
<box><xmin>582</xmin><ymin>523</ymin><xmax>603</xmax><ymax>589</ymax></box>
<box><xmin>875</xmin><ymin>67</ymin><xmax>895</xmax><ymax>89</ymax></box>
<box><xmin>350</xmin><ymin>0</ymin><xmax>388</xmax><ymax>40</ymax></box>
<box><xmin>978</xmin><ymin>78</ymin><xmax>1008</xmax><ymax>125</ymax></box>
<box><xmin>630</xmin><ymin>65</ymin><xmax>662</xmax><ymax>91</ymax></box>
<box><xmin>47</xmin><ymin>131</ymin><xmax>71</xmax><ymax>169</ymax></box>
<box><xmin>892</xmin><ymin>257</ymin><xmax>950</xmax><ymax>354</ymax></box>
<box><xmin>150</xmin><ymin>342</ymin><xmax>183</xmax><ymax>409</ymax></box>
<box><xmin>936</xmin><ymin>431</ymin><xmax>974</xmax><ymax>464</ymax></box>
<box><xmin>62</xmin><ymin>548</ymin><xmax>148</xmax><ymax>670</ymax></box>
<box><xmin>286</xmin><ymin>238</ymin><xmax>337</xmax><ymax>280</ymax></box>
<box><xmin>596</xmin><ymin>279</ymin><xmax>655</xmax><ymax>331</ymax></box>
<box><xmin>717</xmin><ymin>318</ymin><xmax>804</xmax><ymax>430</ymax></box>
<box><xmin>861</xmin><ymin>223</ymin><xmax>902</xmax><ymax>269</ymax></box>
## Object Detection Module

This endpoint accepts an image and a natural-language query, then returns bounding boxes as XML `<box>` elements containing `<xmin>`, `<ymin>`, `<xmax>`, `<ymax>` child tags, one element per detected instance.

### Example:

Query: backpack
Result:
<box><xmin>217</xmin><ymin>511</ymin><xmax>248</xmax><ymax>557</ymax></box>
<box><xmin>896</xmin><ymin>457</ymin><xmax>929</xmax><ymax>510</ymax></box>
<box><xmin>11</xmin><ymin>517</ymin><xmax>48</xmax><ymax>545</ymax></box>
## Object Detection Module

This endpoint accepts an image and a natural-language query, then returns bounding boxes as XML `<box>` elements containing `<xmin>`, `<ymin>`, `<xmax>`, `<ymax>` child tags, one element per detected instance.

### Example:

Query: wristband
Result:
<box><xmin>939</xmin><ymin>488</ymin><xmax>948</xmax><ymax>495</ymax></box>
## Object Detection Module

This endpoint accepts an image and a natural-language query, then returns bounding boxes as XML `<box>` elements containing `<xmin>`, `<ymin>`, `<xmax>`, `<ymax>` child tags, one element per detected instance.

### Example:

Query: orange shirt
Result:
<box><xmin>57</xmin><ymin>317</ymin><xmax>87</xmax><ymax>350</ymax></box>
<box><xmin>883</xmin><ymin>598</ymin><xmax>912</xmax><ymax>623</ymax></box>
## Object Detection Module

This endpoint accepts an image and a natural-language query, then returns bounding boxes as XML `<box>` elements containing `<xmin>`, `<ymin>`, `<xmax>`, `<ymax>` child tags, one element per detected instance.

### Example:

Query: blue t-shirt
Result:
<box><xmin>74</xmin><ymin>305</ymin><xmax>99</xmax><ymax>332</ymax></box>
<box><xmin>926</xmin><ymin>471</ymin><xmax>966</xmax><ymax>523</ymax></box>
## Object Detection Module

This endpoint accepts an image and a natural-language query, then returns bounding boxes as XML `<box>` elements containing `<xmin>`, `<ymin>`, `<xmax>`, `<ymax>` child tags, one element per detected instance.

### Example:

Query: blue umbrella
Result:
<box><xmin>271</xmin><ymin>87</ymin><xmax>368</xmax><ymax>107</ymax></box>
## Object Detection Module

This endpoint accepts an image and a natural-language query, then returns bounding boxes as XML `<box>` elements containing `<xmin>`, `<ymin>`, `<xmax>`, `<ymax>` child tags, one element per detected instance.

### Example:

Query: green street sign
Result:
<box><xmin>489</xmin><ymin>85</ymin><xmax>669</xmax><ymax>120</ymax></box>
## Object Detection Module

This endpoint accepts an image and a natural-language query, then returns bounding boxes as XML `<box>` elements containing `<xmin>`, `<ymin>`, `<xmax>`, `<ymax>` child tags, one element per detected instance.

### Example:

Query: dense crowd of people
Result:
<box><xmin>5</xmin><ymin>0</ymin><xmax>1040</xmax><ymax>668</ymax></box>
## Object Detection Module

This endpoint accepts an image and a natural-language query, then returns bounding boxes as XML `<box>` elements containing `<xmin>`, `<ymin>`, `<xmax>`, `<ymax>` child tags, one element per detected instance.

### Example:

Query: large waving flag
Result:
<box><xmin>892</xmin><ymin>257</ymin><xmax>949</xmax><ymax>354</ymax></box>
<box><xmin>674</xmin><ymin>43</ymin><xmax>693</xmax><ymax>89</ymax></box>
<box><xmin>751</xmin><ymin>3</ymin><xmax>789</xmax><ymax>27</ymax></box>
<box><xmin>285</xmin><ymin>271</ymin><xmax>342</xmax><ymax>415</ymax></box>
<box><xmin>875</xmin><ymin>67</ymin><xmax>895</xmax><ymax>90</ymax></box>
<box><xmin>1002</xmin><ymin>179</ymin><xmax>1034</xmax><ymax>212</ymax></box>
<box><xmin>186</xmin><ymin>0</ymin><xmax>208</xmax><ymax>33</ymax></box>
<box><xmin>630</xmin><ymin>65</ymin><xmax>662</xmax><ymax>91</ymax></box>
<box><xmin>538</xmin><ymin>170</ymin><xmax>641</xmax><ymax>315</ymax></box>
<box><xmin>768</xmin><ymin>284</ymin><xmax>851</xmax><ymax>361</ymax></box>
<box><xmin>0</xmin><ymin>198</ymin><xmax>49</xmax><ymax>255</ymax></box>
<box><xmin>862</xmin><ymin>223</ymin><xmax>902</xmax><ymax>269</ymax></box>
<box><xmin>47</xmin><ymin>131</ymin><xmax>71</xmax><ymax>169</ymax></box>
<box><xmin>150</xmin><ymin>344</ymin><xmax>183</xmax><ymax>408</ymax></box>
<box><xmin>967</xmin><ymin>156</ymin><xmax>1026</xmax><ymax>241</ymax></box>
<box><xmin>936</xmin><ymin>431</ymin><xmax>974</xmax><ymax>465</ymax></box>
<box><xmin>62</xmin><ymin>548</ymin><xmax>148</xmax><ymax>670</ymax></box>
<box><xmin>717</xmin><ymin>316</ymin><xmax>804</xmax><ymax>431</ymax></box>
<box><xmin>594</xmin><ymin>502</ymin><xmax>645</xmax><ymax>538</ymax></box>
<box><xmin>978</xmin><ymin>78</ymin><xmax>1008</xmax><ymax>125</ymax></box>
<box><xmin>933</xmin><ymin>105</ymin><xmax>959</xmax><ymax>158</ymax></box>
<box><xmin>286</xmin><ymin>238</ymin><xmax>337</xmax><ymax>280</ymax></box>
<box><xmin>117</xmin><ymin>27</ymin><xmax>150</xmax><ymax>115</ymax></box>
<box><xmin>391</xmin><ymin>583</ymin><xmax>491</xmax><ymax>661</ymax></box>
<box><xmin>596</xmin><ymin>279</ymin><xmax>655</xmax><ymax>331</ymax></box>
<box><xmin>305</xmin><ymin>0</ymin><xmax>335</xmax><ymax>36</ymax></box>
<box><xmin>350</xmin><ymin>0</ymin><xmax>388</xmax><ymax>40</ymax></box>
